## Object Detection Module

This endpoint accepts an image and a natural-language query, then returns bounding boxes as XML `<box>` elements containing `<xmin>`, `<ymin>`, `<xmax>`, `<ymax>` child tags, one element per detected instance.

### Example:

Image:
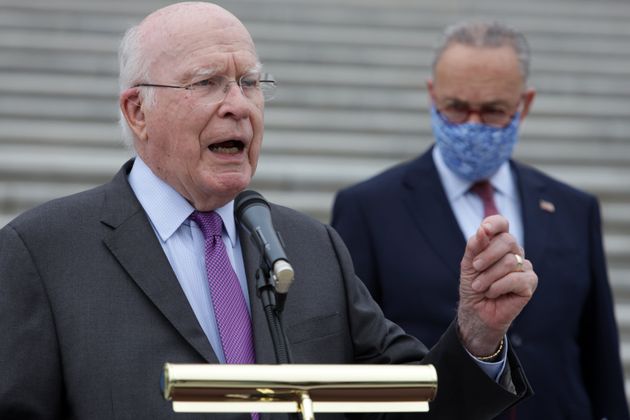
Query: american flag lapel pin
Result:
<box><xmin>539</xmin><ymin>199</ymin><xmax>555</xmax><ymax>213</ymax></box>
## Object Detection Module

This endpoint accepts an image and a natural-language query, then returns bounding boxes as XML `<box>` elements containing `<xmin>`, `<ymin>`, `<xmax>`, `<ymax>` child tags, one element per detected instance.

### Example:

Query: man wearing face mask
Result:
<box><xmin>332</xmin><ymin>21</ymin><xmax>629</xmax><ymax>419</ymax></box>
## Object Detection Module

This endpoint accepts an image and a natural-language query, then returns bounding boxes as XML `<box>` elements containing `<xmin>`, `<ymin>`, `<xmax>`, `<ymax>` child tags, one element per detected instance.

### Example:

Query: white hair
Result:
<box><xmin>432</xmin><ymin>20</ymin><xmax>531</xmax><ymax>81</ymax></box>
<box><xmin>117</xmin><ymin>24</ymin><xmax>156</xmax><ymax>150</ymax></box>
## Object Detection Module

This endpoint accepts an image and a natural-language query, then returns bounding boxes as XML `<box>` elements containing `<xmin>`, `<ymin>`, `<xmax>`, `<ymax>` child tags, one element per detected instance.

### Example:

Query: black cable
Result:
<box><xmin>256</xmin><ymin>268</ymin><xmax>292</xmax><ymax>364</ymax></box>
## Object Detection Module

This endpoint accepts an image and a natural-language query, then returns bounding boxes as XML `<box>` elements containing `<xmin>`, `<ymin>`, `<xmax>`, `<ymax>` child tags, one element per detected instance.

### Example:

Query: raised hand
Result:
<box><xmin>457</xmin><ymin>215</ymin><xmax>538</xmax><ymax>357</ymax></box>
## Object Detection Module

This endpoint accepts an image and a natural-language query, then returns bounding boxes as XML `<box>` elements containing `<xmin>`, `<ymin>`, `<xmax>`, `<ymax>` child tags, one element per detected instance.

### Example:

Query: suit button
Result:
<box><xmin>510</xmin><ymin>334</ymin><xmax>523</xmax><ymax>347</ymax></box>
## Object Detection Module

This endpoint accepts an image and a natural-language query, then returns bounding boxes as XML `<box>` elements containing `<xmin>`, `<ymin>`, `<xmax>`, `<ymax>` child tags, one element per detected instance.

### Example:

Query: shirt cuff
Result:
<box><xmin>466</xmin><ymin>337</ymin><xmax>508</xmax><ymax>381</ymax></box>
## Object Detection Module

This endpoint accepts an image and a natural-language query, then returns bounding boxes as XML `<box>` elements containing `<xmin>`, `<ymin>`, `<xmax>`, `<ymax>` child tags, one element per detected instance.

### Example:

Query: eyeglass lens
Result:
<box><xmin>190</xmin><ymin>73</ymin><xmax>275</xmax><ymax>102</ymax></box>
<box><xmin>440</xmin><ymin>103</ymin><xmax>514</xmax><ymax>127</ymax></box>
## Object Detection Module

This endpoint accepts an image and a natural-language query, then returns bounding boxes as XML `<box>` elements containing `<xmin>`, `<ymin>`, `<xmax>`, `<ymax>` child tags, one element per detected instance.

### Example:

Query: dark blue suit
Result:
<box><xmin>332</xmin><ymin>148</ymin><xmax>628</xmax><ymax>419</ymax></box>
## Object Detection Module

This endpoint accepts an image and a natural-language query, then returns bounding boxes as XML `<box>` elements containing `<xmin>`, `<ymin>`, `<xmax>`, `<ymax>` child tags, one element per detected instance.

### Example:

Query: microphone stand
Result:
<box><xmin>255</xmin><ymin>265</ymin><xmax>292</xmax><ymax>364</ymax></box>
<box><xmin>255</xmin><ymin>258</ymin><xmax>297</xmax><ymax>420</ymax></box>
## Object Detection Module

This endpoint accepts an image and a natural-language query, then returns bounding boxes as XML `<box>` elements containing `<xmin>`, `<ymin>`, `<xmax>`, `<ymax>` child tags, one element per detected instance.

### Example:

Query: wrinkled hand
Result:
<box><xmin>457</xmin><ymin>215</ymin><xmax>538</xmax><ymax>357</ymax></box>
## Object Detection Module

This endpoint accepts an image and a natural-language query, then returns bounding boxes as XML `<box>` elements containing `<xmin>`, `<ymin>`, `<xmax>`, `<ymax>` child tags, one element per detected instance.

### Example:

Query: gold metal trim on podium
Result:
<box><xmin>163</xmin><ymin>363</ymin><xmax>437</xmax><ymax>419</ymax></box>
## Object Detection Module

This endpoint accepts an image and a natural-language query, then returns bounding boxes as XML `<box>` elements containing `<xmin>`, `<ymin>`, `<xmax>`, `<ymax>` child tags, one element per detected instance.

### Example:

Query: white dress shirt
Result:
<box><xmin>432</xmin><ymin>146</ymin><xmax>524</xmax><ymax>247</ymax></box>
<box><xmin>128</xmin><ymin>157</ymin><xmax>249</xmax><ymax>363</ymax></box>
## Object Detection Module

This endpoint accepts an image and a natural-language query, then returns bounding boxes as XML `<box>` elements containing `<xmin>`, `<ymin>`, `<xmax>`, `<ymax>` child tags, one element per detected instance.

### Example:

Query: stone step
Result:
<box><xmin>2</xmin><ymin>100</ymin><xmax>629</xmax><ymax>148</ymax></box>
<box><xmin>3</xmin><ymin>0</ymin><xmax>630</xmax><ymax>29</ymax></box>
<box><xmin>262</xmin><ymin>132</ymin><xmax>630</xmax><ymax>167</ymax></box>
<box><xmin>0</xmin><ymin>144</ymin><xmax>128</xmax><ymax>183</ymax></box>
<box><xmin>616</xmin><ymin>307</ymin><xmax>630</xmax><ymax>344</ymax></box>
<box><xmin>2</xmin><ymin>173</ymin><xmax>630</xmax><ymax>230</ymax></box>
<box><xmin>2</xmin><ymin>52</ymin><xmax>627</xmax><ymax>100</ymax></box>
<box><xmin>2</xmin><ymin>25</ymin><xmax>629</xmax><ymax>77</ymax></box>
<box><xmin>0</xmin><ymin>118</ymin><xmax>120</xmax><ymax>148</ymax></box>
<box><xmin>2</xmin><ymin>20</ymin><xmax>630</xmax><ymax>59</ymax></box>
<box><xmin>2</xmin><ymin>142</ymin><xmax>630</xmax><ymax>194</ymax></box>
<box><xmin>2</xmin><ymin>53</ymin><xmax>629</xmax><ymax>96</ymax></box>
<box><xmin>264</xmin><ymin>107</ymin><xmax>629</xmax><ymax>140</ymax></box>
<box><xmin>2</xmin><ymin>122</ymin><xmax>630</xmax><ymax>179</ymax></box>
<box><xmin>603</xmin><ymin>203</ymin><xmax>630</xmax><ymax>234</ymax></box>
<box><xmin>0</xmin><ymin>181</ymin><xmax>97</xmax><ymax>215</ymax></box>
<box><xmin>2</xmin><ymin>70</ymin><xmax>629</xmax><ymax>120</ymax></box>
<box><xmin>0</xmin><ymin>111</ymin><xmax>629</xmax><ymax>149</ymax></box>
<box><xmin>620</xmin><ymin>342</ymin><xmax>630</xmax><ymax>381</ymax></box>
<box><xmin>531</xmin><ymin>164</ymin><xmax>630</xmax><ymax>199</ymax></box>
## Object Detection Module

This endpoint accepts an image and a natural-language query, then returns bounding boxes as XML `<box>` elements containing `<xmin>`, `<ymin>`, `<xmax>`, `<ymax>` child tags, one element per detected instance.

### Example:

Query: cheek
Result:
<box><xmin>248</xmin><ymin>110</ymin><xmax>265</xmax><ymax>167</ymax></box>
<box><xmin>248</xmin><ymin>139</ymin><xmax>261</xmax><ymax>174</ymax></box>
<box><xmin>144</xmin><ymin>117</ymin><xmax>202</xmax><ymax>174</ymax></box>
<box><xmin>157</xmin><ymin>102</ymin><xmax>205</xmax><ymax>151</ymax></box>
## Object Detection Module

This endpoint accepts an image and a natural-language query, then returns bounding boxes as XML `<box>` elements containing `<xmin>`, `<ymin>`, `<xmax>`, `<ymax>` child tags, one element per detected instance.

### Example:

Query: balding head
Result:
<box><xmin>118</xmin><ymin>2</ymin><xmax>267</xmax><ymax>211</ymax></box>
<box><xmin>118</xmin><ymin>2</ymin><xmax>258</xmax><ymax>147</ymax></box>
<box><xmin>119</xmin><ymin>2</ymin><xmax>256</xmax><ymax>93</ymax></box>
<box><xmin>139</xmin><ymin>2</ymin><xmax>255</xmax><ymax>75</ymax></box>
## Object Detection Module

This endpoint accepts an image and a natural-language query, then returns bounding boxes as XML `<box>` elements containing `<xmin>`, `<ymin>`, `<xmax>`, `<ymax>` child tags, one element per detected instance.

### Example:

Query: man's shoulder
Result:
<box><xmin>337</xmin><ymin>150</ymin><xmax>432</xmax><ymax>200</ymax></box>
<box><xmin>268</xmin><ymin>201</ymin><xmax>326</xmax><ymax>232</ymax></box>
<box><xmin>514</xmin><ymin>160</ymin><xmax>597</xmax><ymax>203</ymax></box>
<box><xmin>3</xmin><ymin>164</ymin><xmax>131</xmax><ymax>237</ymax></box>
<box><xmin>5</xmin><ymin>184</ymin><xmax>108</xmax><ymax>233</ymax></box>
<box><xmin>264</xmin><ymin>201</ymin><xmax>344</xmax><ymax>253</ymax></box>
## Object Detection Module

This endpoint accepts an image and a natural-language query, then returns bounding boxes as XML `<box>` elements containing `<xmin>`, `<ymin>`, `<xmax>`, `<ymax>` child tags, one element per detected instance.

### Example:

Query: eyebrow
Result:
<box><xmin>442</xmin><ymin>97</ymin><xmax>512</xmax><ymax>108</ymax></box>
<box><xmin>180</xmin><ymin>62</ymin><xmax>264</xmax><ymax>84</ymax></box>
<box><xmin>180</xmin><ymin>66</ymin><xmax>219</xmax><ymax>84</ymax></box>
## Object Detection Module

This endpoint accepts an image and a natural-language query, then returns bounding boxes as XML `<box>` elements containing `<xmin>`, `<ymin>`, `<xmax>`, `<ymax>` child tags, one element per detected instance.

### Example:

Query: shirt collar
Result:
<box><xmin>127</xmin><ymin>157</ymin><xmax>238</xmax><ymax>247</ymax></box>
<box><xmin>432</xmin><ymin>145</ymin><xmax>517</xmax><ymax>200</ymax></box>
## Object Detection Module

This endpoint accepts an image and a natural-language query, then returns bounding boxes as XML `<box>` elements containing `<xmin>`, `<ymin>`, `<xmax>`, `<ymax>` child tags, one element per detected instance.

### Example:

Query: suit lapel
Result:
<box><xmin>401</xmin><ymin>149</ymin><xmax>467</xmax><ymax>279</ymax></box>
<box><xmin>513</xmin><ymin>162</ymin><xmax>552</xmax><ymax>267</ymax></box>
<box><xmin>100</xmin><ymin>161</ymin><xmax>218</xmax><ymax>363</ymax></box>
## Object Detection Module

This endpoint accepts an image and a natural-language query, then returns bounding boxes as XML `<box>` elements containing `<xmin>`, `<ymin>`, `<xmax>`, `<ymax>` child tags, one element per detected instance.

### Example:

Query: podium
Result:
<box><xmin>162</xmin><ymin>363</ymin><xmax>437</xmax><ymax>420</ymax></box>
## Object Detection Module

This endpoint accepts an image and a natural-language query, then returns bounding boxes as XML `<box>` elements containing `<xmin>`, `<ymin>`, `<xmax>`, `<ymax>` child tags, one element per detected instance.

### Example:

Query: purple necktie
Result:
<box><xmin>470</xmin><ymin>180</ymin><xmax>499</xmax><ymax>217</ymax></box>
<box><xmin>191</xmin><ymin>211</ymin><xmax>256</xmax><ymax>365</ymax></box>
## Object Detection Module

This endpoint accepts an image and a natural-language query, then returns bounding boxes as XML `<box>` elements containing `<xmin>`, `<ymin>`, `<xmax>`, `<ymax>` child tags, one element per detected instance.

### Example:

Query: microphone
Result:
<box><xmin>234</xmin><ymin>190</ymin><xmax>294</xmax><ymax>294</ymax></box>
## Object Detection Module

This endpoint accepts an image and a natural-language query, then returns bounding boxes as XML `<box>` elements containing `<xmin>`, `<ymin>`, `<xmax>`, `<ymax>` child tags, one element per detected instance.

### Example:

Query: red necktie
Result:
<box><xmin>470</xmin><ymin>180</ymin><xmax>499</xmax><ymax>217</ymax></box>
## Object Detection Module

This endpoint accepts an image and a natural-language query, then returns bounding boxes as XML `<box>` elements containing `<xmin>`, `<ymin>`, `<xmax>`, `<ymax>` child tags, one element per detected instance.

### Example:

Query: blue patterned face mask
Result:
<box><xmin>430</xmin><ymin>106</ymin><xmax>520</xmax><ymax>182</ymax></box>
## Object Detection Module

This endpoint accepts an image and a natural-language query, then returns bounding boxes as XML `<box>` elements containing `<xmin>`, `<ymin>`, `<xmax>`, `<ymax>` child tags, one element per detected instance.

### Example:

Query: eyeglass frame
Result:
<box><xmin>435</xmin><ymin>95</ymin><xmax>525</xmax><ymax>127</ymax></box>
<box><xmin>132</xmin><ymin>72</ymin><xmax>277</xmax><ymax>102</ymax></box>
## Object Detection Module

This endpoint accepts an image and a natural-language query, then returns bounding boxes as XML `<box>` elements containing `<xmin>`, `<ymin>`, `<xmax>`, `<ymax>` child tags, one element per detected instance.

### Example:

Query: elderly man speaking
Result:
<box><xmin>0</xmin><ymin>3</ymin><xmax>536</xmax><ymax>419</ymax></box>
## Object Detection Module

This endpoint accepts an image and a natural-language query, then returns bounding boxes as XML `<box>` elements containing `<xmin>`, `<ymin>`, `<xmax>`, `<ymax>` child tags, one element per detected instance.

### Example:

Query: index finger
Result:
<box><xmin>479</xmin><ymin>215</ymin><xmax>510</xmax><ymax>238</ymax></box>
<box><xmin>462</xmin><ymin>215</ymin><xmax>511</xmax><ymax>268</ymax></box>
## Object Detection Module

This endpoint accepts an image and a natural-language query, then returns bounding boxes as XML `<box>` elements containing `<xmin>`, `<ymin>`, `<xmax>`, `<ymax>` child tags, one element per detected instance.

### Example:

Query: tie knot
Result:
<box><xmin>470</xmin><ymin>180</ymin><xmax>494</xmax><ymax>200</ymax></box>
<box><xmin>191</xmin><ymin>211</ymin><xmax>223</xmax><ymax>238</ymax></box>
<box><xmin>470</xmin><ymin>180</ymin><xmax>499</xmax><ymax>217</ymax></box>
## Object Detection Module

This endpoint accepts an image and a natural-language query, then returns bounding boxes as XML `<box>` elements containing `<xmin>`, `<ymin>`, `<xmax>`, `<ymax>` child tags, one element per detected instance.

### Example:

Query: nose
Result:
<box><xmin>466</xmin><ymin>109</ymin><xmax>483</xmax><ymax>124</ymax></box>
<box><xmin>221</xmin><ymin>81</ymin><xmax>245</xmax><ymax>100</ymax></box>
<box><xmin>217</xmin><ymin>81</ymin><xmax>251</xmax><ymax>119</ymax></box>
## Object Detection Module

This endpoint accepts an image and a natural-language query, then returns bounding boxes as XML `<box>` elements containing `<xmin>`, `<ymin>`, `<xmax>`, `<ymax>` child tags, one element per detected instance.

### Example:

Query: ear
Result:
<box><xmin>426</xmin><ymin>79</ymin><xmax>437</xmax><ymax>104</ymax></box>
<box><xmin>519</xmin><ymin>88</ymin><xmax>536</xmax><ymax>122</ymax></box>
<box><xmin>119</xmin><ymin>87</ymin><xmax>148</xmax><ymax>144</ymax></box>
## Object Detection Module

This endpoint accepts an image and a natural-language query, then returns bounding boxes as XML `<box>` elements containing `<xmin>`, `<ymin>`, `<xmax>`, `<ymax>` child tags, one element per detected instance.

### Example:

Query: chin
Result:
<box><xmin>207</xmin><ymin>174</ymin><xmax>252</xmax><ymax>198</ymax></box>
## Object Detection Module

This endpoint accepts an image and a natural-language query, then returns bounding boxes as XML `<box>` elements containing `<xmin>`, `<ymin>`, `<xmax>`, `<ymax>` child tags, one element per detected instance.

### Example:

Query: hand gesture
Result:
<box><xmin>457</xmin><ymin>215</ymin><xmax>538</xmax><ymax>357</ymax></box>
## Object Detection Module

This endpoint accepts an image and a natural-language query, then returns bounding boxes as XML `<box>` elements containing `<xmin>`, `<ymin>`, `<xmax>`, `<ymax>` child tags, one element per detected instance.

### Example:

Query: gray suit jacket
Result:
<box><xmin>0</xmin><ymin>161</ymin><xmax>531</xmax><ymax>419</ymax></box>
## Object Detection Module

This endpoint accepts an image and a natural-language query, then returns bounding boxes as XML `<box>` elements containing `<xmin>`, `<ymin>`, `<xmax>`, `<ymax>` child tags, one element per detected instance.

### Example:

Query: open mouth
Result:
<box><xmin>208</xmin><ymin>140</ymin><xmax>245</xmax><ymax>155</ymax></box>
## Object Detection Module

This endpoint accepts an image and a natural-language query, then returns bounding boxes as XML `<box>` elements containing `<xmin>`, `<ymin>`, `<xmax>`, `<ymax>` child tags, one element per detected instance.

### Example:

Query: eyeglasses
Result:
<box><xmin>437</xmin><ymin>99</ymin><xmax>521</xmax><ymax>127</ymax></box>
<box><xmin>133</xmin><ymin>72</ymin><xmax>276</xmax><ymax>102</ymax></box>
